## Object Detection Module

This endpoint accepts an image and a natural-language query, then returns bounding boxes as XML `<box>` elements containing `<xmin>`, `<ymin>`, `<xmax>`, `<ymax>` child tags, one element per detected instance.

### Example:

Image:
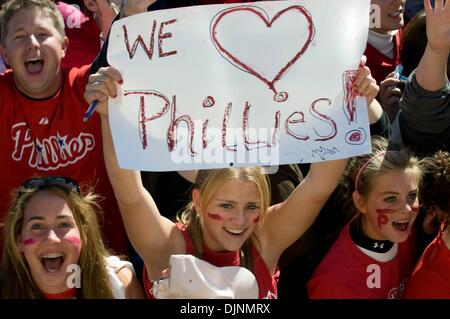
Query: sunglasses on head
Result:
<box><xmin>17</xmin><ymin>176</ymin><xmax>81</xmax><ymax>198</ymax></box>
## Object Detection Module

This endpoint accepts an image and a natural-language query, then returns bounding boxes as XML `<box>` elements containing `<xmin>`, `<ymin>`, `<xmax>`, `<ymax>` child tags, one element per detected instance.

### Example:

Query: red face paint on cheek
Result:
<box><xmin>376</xmin><ymin>209</ymin><xmax>396</xmax><ymax>229</ymax></box>
<box><xmin>23</xmin><ymin>238</ymin><xmax>35</xmax><ymax>245</ymax></box>
<box><xmin>66</xmin><ymin>236</ymin><xmax>81</xmax><ymax>245</ymax></box>
<box><xmin>252</xmin><ymin>216</ymin><xmax>260</xmax><ymax>224</ymax></box>
<box><xmin>377</xmin><ymin>214</ymin><xmax>389</xmax><ymax>229</ymax></box>
<box><xmin>411</xmin><ymin>205</ymin><xmax>419</xmax><ymax>213</ymax></box>
<box><xmin>376</xmin><ymin>209</ymin><xmax>397</xmax><ymax>215</ymax></box>
<box><xmin>207</xmin><ymin>213</ymin><xmax>223</xmax><ymax>221</ymax></box>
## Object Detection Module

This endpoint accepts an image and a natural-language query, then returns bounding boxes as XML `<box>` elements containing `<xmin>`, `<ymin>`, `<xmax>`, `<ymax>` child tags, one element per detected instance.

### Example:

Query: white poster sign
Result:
<box><xmin>107</xmin><ymin>0</ymin><xmax>371</xmax><ymax>171</ymax></box>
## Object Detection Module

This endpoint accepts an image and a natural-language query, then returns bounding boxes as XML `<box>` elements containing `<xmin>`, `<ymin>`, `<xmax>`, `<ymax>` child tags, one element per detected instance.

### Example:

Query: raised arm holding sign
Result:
<box><xmin>84</xmin><ymin>0</ymin><xmax>378</xmax><ymax>300</ymax></box>
<box><xmin>100</xmin><ymin>0</ymin><xmax>373</xmax><ymax>171</ymax></box>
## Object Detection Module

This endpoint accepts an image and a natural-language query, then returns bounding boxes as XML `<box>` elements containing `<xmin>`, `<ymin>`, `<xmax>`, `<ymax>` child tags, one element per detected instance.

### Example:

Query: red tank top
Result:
<box><xmin>143</xmin><ymin>223</ymin><xmax>279</xmax><ymax>299</ymax></box>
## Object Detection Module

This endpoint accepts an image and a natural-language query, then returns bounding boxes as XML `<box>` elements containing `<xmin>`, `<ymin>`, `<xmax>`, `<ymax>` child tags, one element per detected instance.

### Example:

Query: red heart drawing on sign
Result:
<box><xmin>211</xmin><ymin>5</ymin><xmax>315</xmax><ymax>102</ymax></box>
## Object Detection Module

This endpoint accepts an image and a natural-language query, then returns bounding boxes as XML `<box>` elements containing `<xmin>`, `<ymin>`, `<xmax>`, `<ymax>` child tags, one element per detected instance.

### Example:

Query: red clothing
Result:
<box><xmin>57</xmin><ymin>1</ymin><xmax>101</xmax><ymax>69</ymax></box>
<box><xmin>0</xmin><ymin>66</ymin><xmax>128</xmax><ymax>256</ymax></box>
<box><xmin>42</xmin><ymin>288</ymin><xmax>78</xmax><ymax>299</ymax></box>
<box><xmin>307</xmin><ymin>223</ymin><xmax>416</xmax><ymax>299</ymax></box>
<box><xmin>405</xmin><ymin>225</ymin><xmax>450</xmax><ymax>298</ymax></box>
<box><xmin>143</xmin><ymin>223</ymin><xmax>279</xmax><ymax>299</ymax></box>
<box><xmin>364</xmin><ymin>30</ymin><xmax>402</xmax><ymax>83</ymax></box>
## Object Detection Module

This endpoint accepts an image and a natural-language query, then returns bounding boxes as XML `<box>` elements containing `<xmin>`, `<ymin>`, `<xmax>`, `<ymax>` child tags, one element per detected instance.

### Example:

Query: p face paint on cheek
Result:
<box><xmin>375</xmin><ymin>205</ymin><xmax>419</xmax><ymax>229</ymax></box>
<box><xmin>23</xmin><ymin>238</ymin><xmax>35</xmax><ymax>245</ymax></box>
<box><xmin>376</xmin><ymin>208</ymin><xmax>396</xmax><ymax>229</ymax></box>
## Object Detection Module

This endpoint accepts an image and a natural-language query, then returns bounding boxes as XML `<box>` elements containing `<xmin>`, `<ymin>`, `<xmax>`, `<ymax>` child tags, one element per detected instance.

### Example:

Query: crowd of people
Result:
<box><xmin>0</xmin><ymin>0</ymin><xmax>448</xmax><ymax>299</ymax></box>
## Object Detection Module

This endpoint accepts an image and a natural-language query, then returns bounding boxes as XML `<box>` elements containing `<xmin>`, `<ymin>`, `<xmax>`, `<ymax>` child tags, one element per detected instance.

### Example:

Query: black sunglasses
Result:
<box><xmin>17</xmin><ymin>176</ymin><xmax>81</xmax><ymax>198</ymax></box>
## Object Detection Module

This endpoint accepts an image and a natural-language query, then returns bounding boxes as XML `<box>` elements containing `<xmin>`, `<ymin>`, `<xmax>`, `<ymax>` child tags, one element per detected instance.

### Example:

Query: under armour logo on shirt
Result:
<box><xmin>39</xmin><ymin>117</ymin><xmax>49</xmax><ymax>125</ymax></box>
<box><xmin>373</xmin><ymin>242</ymin><xmax>384</xmax><ymax>249</ymax></box>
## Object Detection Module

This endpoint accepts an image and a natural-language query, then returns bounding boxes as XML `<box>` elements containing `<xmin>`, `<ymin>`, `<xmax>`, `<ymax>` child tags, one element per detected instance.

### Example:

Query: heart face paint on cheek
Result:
<box><xmin>252</xmin><ymin>215</ymin><xmax>260</xmax><ymax>224</ymax></box>
<box><xmin>23</xmin><ymin>238</ymin><xmax>35</xmax><ymax>245</ymax></box>
<box><xmin>207</xmin><ymin>213</ymin><xmax>224</xmax><ymax>221</ymax></box>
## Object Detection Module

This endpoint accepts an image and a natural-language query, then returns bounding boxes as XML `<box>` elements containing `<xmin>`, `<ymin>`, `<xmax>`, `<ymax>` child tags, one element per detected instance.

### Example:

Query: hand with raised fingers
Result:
<box><xmin>353</xmin><ymin>56</ymin><xmax>379</xmax><ymax>106</ymax></box>
<box><xmin>84</xmin><ymin>66</ymin><xmax>123</xmax><ymax>118</ymax></box>
<box><xmin>424</xmin><ymin>0</ymin><xmax>450</xmax><ymax>53</ymax></box>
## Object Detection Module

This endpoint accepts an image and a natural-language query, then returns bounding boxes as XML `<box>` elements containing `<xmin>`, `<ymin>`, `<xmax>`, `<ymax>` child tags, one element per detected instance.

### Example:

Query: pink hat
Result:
<box><xmin>152</xmin><ymin>254</ymin><xmax>259</xmax><ymax>299</ymax></box>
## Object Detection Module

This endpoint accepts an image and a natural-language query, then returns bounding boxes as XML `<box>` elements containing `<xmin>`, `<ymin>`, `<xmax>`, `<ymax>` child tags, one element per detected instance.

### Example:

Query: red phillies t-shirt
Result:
<box><xmin>405</xmin><ymin>224</ymin><xmax>450</xmax><ymax>298</ymax></box>
<box><xmin>0</xmin><ymin>66</ymin><xmax>128</xmax><ymax>256</ymax></box>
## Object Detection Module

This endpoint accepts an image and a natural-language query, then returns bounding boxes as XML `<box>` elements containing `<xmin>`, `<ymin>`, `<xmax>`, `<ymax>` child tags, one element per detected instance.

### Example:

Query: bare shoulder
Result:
<box><xmin>116</xmin><ymin>266</ymin><xmax>146</xmax><ymax>299</ymax></box>
<box><xmin>116</xmin><ymin>266</ymin><xmax>134</xmax><ymax>285</ymax></box>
